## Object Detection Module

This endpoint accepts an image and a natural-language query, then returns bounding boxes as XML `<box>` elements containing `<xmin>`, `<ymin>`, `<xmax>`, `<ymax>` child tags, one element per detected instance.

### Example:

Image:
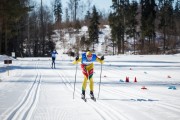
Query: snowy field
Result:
<box><xmin>0</xmin><ymin>53</ymin><xmax>180</xmax><ymax>120</ymax></box>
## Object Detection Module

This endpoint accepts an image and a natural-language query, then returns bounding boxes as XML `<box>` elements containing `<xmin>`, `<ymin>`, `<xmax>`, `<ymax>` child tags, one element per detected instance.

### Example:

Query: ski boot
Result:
<box><xmin>90</xmin><ymin>91</ymin><xmax>96</xmax><ymax>101</ymax></box>
<box><xmin>81</xmin><ymin>90</ymin><xmax>87</xmax><ymax>102</ymax></box>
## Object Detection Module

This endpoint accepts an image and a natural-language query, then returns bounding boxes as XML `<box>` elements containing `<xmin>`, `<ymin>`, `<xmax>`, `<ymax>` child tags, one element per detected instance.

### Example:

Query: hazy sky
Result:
<box><xmin>34</xmin><ymin>0</ymin><xmax>112</xmax><ymax>11</ymax></box>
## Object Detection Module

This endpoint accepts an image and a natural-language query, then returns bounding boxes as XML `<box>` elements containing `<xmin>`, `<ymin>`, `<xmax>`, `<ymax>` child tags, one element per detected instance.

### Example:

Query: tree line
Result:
<box><xmin>0</xmin><ymin>0</ymin><xmax>180</xmax><ymax>57</ymax></box>
<box><xmin>0</xmin><ymin>0</ymin><xmax>108</xmax><ymax>57</ymax></box>
<box><xmin>109</xmin><ymin>0</ymin><xmax>180</xmax><ymax>54</ymax></box>
<box><xmin>0</xmin><ymin>0</ymin><xmax>55</xmax><ymax>57</ymax></box>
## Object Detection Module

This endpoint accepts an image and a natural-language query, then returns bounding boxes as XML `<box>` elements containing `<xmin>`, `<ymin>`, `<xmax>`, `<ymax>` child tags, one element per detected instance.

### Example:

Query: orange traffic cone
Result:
<box><xmin>126</xmin><ymin>76</ymin><xmax>129</xmax><ymax>82</ymax></box>
<box><xmin>134</xmin><ymin>77</ymin><xmax>137</xmax><ymax>82</ymax></box>
<box><xmin>141</xmin><ymin>86</ymin><xmax>147</xmax><ymax>90</ymax></box>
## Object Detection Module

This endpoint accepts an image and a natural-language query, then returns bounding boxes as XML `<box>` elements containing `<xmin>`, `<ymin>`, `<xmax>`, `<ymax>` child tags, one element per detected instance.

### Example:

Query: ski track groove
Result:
<box><xmin>106</xmin><ymin>80</ymin><xmax>180</xmax><ymax>111</ymax></box>
<box><xmin>58</xmin><ymin>69</ymin><xmax>130</xmax><ymax>120</ymax></box>
<box><xmin>54</xmin><ymin>70</ymin><xmax>74</xmax><ymax>91</ymax></box>
<box><xmin>0</xmin><ymin>61</ymin><xmax>29</xmax><ymax>119</ymax></box>
<box><xmin>1</xmin><ymin>58</ymin><xmax>179</xmax><ymax>120</ymax></box>
<box><xmin>63</xmin><ymin>62</ymin><xmax>180</xmax><ymax>120</ymax></box>
<box><xmin>54</xmin><ymin>69</ymin><xmax>109</xmax><ymax>120</ymax></box>
<box><xmin>5</xmin><ymin>61</ymin><xmax>41</xmax><ymax>120</ymax></box>
<box><xmin>95</xmin><ymin>65</ymin><xmax>180</xmax><ymax>119</ymax></box>
<box><xmin>94</xmin><ymin>100</ymin><xmax>129</xmax><ymax>120</ymax></box>
<box><xmin>103</xmin><ymin>84</ymin><xmax>180</xmax><ymax>117</ymax></box>
<box><xmin>103</xmin><ymin>65</ymin><xmax>180</xmax><ymax>102</ymax></box>
<box><xmin>98</xmin><ymin>87</ymin><xmax>153</xmax><ymax>120</ymax></box>
<box><xmin>102</xmin><ymin>88</ymin><xmax>159</xmax><ymax>120</ymax></box>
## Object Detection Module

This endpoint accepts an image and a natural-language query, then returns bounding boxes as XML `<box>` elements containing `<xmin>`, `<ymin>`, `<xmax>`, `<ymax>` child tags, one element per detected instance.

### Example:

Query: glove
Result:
<box><xmin>100</xmin><ymin>56</ymin><xmax>104</xmax><ymax>60</ymax></box>
<box><xmin>75</xmin><ymin>56</ymin><xmax>79</xmax><ymax>61</ymax></box>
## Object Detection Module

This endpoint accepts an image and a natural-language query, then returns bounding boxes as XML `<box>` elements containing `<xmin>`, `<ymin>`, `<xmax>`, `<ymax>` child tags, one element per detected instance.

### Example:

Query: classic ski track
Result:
<box><xmin>76</xmin><ymin>64</ymin><xmax>179</xmax><ymax>120</ymax></box>
<box><xmin>56</xmin><ymin>70</ymin><xmax>114</xmax><ymax>120</ymax></box>
<box><xmin>54</xmin><ymin>70</ymin><xmax>74</xmax><ymax>91</ymax></box>
<box><xmin>59</xmin><ymin>69</ymin><xmax>130</xmax><ymax>120</ymax></box>
<box><xmin>103</xmin><ymin>66</ymin><xmax>180</xmax><ymax>108</ymax></box>
<box><xmin>5</xmin><ymin>61</ymin><xmax>41</xmax><ymax>120</ymax></box>
<box><xmin>1</xmin><ymin>58</ymin><xmax>179</xmax><ymax>120</ymax></box>
<box><xmin>31</xmin><ymin>68</ymin><xmax>71</xmax><ymax>120</ymax></box>
<box><xmin>103</xmin><ymin>66</ymin><xmax>180</xmax><ymax>100</ymax></box>
<box><xmin>45</xmin><ymin>69</ymin><xmax>92</xmax><ymax>119</ymax></box>
<box><xmin>90</xmin><ymin>100</ymin><xmax>129</xmax><ymax>120</ymax></box>
<box><xmin>103</xmin><ymin>85</ymin><xmax>180</xmax><ymax>117</ymax></box>
<box><xmin>67</xmin><ymin>62</ymin><xmax>180</xmax><ymax>120</ymax></box>
<box><xmin>100</xmin><ymin>88</ymin><xmax>151</xmax><ymax>119</ymax></box>
<box><xmin>0</xmin><ymin>61</ymin><xmax>31</xmax><ymax>118</ymax></box>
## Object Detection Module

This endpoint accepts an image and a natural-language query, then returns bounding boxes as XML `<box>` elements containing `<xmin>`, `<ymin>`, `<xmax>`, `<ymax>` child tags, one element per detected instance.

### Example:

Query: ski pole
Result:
<box><xmin>98</xmin><ymin>63</ymin><xmax>103</xmax><ymax>99</ymax></box>
<box><xmin>73</xmin><ymin>63</ymin><xmax>78</xmax><ymax>99</ymax></box>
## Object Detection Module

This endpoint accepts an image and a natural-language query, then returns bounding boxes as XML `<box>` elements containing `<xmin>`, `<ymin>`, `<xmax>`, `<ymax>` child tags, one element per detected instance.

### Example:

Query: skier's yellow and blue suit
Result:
<box><xmin>73</xmin><ymin>53</ymin><xmax>104</xmax><ymax>92</ymax></box>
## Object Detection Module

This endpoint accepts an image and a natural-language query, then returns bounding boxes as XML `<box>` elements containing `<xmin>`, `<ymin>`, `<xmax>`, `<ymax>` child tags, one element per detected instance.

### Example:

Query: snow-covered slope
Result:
<box><xmin>53</xmin><ymin>25</ymin><xmax>111</xmax><ymax>55</ymax></box>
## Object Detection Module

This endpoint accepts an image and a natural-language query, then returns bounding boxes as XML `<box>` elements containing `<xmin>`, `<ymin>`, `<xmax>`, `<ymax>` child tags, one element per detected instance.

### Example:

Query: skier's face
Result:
<box><xmin>87</xmin><ymin>55</ymin><xmax>92</xmax><ymax>61</ymax></box>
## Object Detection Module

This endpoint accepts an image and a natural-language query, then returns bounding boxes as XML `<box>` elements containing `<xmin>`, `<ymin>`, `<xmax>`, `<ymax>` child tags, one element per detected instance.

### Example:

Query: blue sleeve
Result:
<box><xmin>92</xmin><ymin>54</ymin><xmax>97</xmax><ymax>61</ymax></box>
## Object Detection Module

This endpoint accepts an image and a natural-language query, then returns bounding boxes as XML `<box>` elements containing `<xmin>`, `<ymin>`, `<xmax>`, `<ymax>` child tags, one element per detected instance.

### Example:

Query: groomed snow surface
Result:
<box><xmin>0</xmin><ymin>53</ymin><xmax>180</xmax><ymax>120</ymax></box>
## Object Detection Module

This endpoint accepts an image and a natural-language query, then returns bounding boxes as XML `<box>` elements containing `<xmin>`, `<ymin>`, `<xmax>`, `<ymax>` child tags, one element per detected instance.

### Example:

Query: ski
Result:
<box><xmin>90</xmin><ymin>94</ymin><xmax>96</xmax><ymax>102</ymax></box>
<box><xmin>82</xmin><ymin>98</ymin><xmax>87</xmax><ymax>102</ymax></box>
<box><xmin>91</xmin><ymin>97</ymin><xmax>96</xmax><ymax>102</ymax></box>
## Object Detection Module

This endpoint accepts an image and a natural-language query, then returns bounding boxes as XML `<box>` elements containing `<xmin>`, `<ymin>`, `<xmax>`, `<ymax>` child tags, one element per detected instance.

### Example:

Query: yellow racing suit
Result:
<box><xmin>73</xmin><ymin>53</ymin><xmax>104</xmax><ymax>92</ymax></box>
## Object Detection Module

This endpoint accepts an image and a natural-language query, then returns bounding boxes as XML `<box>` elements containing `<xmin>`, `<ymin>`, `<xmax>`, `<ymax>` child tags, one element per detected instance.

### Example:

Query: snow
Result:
<box><xmin>80</xmin><ymin>26</ymin><xmax>88</xmax><ymax>32</ymax></box>
<box><xmin>0</xmin><ymin>53</ymin><xmax>180</xmax><ymax>120</ymax></box>
<box><xmin>0</xmin><ymin>25</ymin><xmax>180</xmax><ymax>120</ymax></box>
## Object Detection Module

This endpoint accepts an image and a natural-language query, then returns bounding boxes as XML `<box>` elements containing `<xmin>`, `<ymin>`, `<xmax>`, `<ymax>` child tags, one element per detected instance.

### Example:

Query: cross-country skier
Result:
<box><xmin>51</xmin><ymin>50</ymin><xmax>58</xmax><ymax>69</ymax></box>
<box><xmin>73</xmin><ymin>50</ymin><xmax>104</xmax><ymax>100</ymax></box>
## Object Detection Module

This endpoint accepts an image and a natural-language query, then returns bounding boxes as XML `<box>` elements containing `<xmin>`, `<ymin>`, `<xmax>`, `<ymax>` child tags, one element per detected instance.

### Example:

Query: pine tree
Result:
<box><xmin>0</xmin><ymin>0</ymin><xmax>29</xmax><ymax>55</ymax></box>
<box><xmin>65</xmin><ymin>8</ymin><xmax>70</xmax><ymax>24</ymax></box>
<box><xmin>174</xmin><ymin>0</ymin><xmax>180</xmax><ymax>18</ymax></box>
<box><xmin>174</xmin><ymin>0</ymin><xmax>180</xmax><ymax>50</ymax></box>
<box><xmin>110</xmin><ymin>0</ymin><xmax>121</xmax><ymax>54</ymax></box>
<box><xmin>158</xmin><ymin>0</ymin><xmax>174</xmax><ymax>53</ymax></box>
<box><xmin>110</xmin><ymin>0</ymin><xmax>130</xmax><ymax>54</ymax></box>
<box><xmin>109</xmin><ymin>12</ymin><xmax>118</xmax><ymax>55</ymax></box>
<box><xmin>54</xmin><ymin>0</ymin><xmax>63</xmax><ymax>26</ymax></box>
<box><xmin>88</xmin><ymin>6</ymin><xmax>100</xmax><ymax>51</ymax></box>
<box><xmin>128</xmin><ymin>0</ymin><xmax>138</xmax><ymax>54</ymax></box>
<box><xmin>140</xmin><ymin>0</ymin><xmax>156</xmax><ymax>54</ymax></box>
<box><xmin>85</xmin><ymin>10</ymin><xmax>91</xmax><ymax>26</ymax></box>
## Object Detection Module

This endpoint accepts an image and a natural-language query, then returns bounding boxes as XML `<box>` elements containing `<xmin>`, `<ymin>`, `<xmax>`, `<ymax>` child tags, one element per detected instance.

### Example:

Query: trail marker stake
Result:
<box><xmin>4</xmin><ymin>60</ymin><xmax>12</xmax><ymax>76</ymax></box>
